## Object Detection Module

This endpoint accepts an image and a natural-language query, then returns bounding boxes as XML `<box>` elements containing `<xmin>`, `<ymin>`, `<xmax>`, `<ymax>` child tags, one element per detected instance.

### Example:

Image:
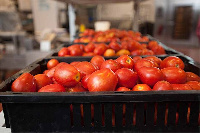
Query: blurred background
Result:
<box><xmin>0</xmin><ymin>0</ymin><xmax>200</xmax><ymax>83</ymax></box>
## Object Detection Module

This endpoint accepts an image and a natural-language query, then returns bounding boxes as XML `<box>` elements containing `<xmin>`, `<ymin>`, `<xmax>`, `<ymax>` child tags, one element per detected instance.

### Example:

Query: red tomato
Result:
<box><xmin>46</xmin><ymin>67</ymin><xmax>56</xmax><ymax>79</ymax></box>
<box><xmin>131</xmin><ymin>50</ymin><xmax>142</xmax><ymax>56</ymax></box>
<box><xmin>186</xmin><ymin>72</ymin><xmax>200</xmax><ymax>82</ymax></box>
<box><xmin>93</xmin><ymin>44</ymin><xmax>108</xmax><ymax>55</ymax></box>
<box><xmin>160</xmin><ymin>56</ymin><xmax>185</xmax><ymax>69</ymax></box>
<box><xmin>144</xmin><ymin>56</ymin><xmax>162</xmax><ymax>68</ymax></box>
<box><xmin>68</xmin><ymin>45</ymin><xmax>83</xmax><ymax>56</ymax></box>
<box><xmin>66</xmin><ymin>83</ymin><xmax>88</xmax><ymax>92</ymax></box>
<box><xmin>161</xmin><ymin>67</ymin><xmax>187</xmax><ymax>84</ymax></box>
<box><xmin>116</xmin><ymin>55</ymin><xmax>134</xmax><ymax>69</ymax></box>
<box><xmin>43</xmin><ymin>70</ymin><xmax>49</xmax><ymax>75</ymax></box>
<box><xmin>70</xmin><ymin>61</ymin><xmax>81</xmax><ymax>66</ymax></box>
<box><xmin>108</xmin><ymin>41</ymin><xmax>121</xmax><ymax>52</ymax></box>
<box><xmin>100</xmin><ymin>59</ymin><xmax>121</xmax><ymax>72</ymax></box>
<box><xmin>132</xmin><ymin>56</ymin><xmax>142</xmax><ymax>64</ymax></box>
<box><xmin>133</xmin><ymin>84</ymin><xmax>151</xmax><ymax>91</ymax></box>
<box><xmin>47</xmin><ymin>59</ymin><xmax>59</xmax><ymax>70</ymax></box>
<box><xmin>82</xmin><ymin>52</ymin><xmax>95</xmax><ymax>56</ymax></box>
<box><xmin>34</xmin><ymin>74</ymin><xmax>53</xmax><ymax>90</ymax></box>
<box><xmin>115</xmin><ymin>68</ymin><xmax>138</xmax><ymax>88</ymax></box>
<box><xmin>171</xmin><ymin>84</ymin><xmax>192</xmax><ymax>90</ymax></box>
<box><xmin>137</xmin><ymin>67</ymin><xmax>164</xmax><ymax>87</ymax></box>
<box><xmin>58</xmin><ymin>47</ymin><xmax>69</xmax><ymax>57</ymax></box>
<box><xmin>134</xmin><ymin>59</ymin><xmax>155</xmax><ymax>72</ymax></box>
<box><xmin>11</xmin><ymin>73</ymin><xmax>36</xmax><ymax>92</ymax></box>
<box><xmin>116</xmin><ymin>87</ymin><xmax>131</xmax><ymax>91</ymax></box>
<box><xmin>90</xmin><ymin>55</ymin><xmax>105</xmax><ymax>69</ymax></box>
<box><xmin>87</xmin><ymin>68</ymin><xmax>118</xmax><ymax>92</ymax></box>
<box><xmin>186</xmin><ymin>81</ymin><xmax>200</xmax><ymax>90</ymax></box>
<box><xmin>38</xmin><ymin>84</ymin><xmax>65</xmax><ymax>92</ymax></box>
<box><xmin>54</xmin><ymin>63</ymin><xmax>80</xmax><ymax>87</ymax></box>
<box><xmin>81</xmin><ymin>75</ymin><xmax>90</xmax><ymax>89</ymax></box>
<box><xmin>84</xmin><ymin>43</ymin><xmax>95</xmax><ymax>53</ymax></box>
<box><xmin>73</xmin><ymin>61</ymin><xmax>97</xmax><ymax>78</ymax></box>
<box><xmin>152</xmin><ymin>81</ymin><xmax>173</xmax><ymax>91</ymax></box>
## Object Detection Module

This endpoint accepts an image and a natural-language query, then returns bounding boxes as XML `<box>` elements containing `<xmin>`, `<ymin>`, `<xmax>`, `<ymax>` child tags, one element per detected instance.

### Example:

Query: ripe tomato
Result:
<box><xmin>38</xmin><ymin>84</ymin><xmax>65</xmax><ymax>92</ymax></box>
<box><xmin>54</xmin><ymin>63</ymin><xmax>81</xmax><ymax>87</ymax></box>
<box><xmin>47</xmin><ymin>59</ymin><xmax>59</xmax><ymax>70</ymax></box>
<box><xmin>100</xmin><ymin>59</ymin><xmax>121</xmax><ymax>72</ymax></box>
<box><xmin>186</xmin><ymin>72</ymin><xmax>200</xmax><ymax>82</ymax></box>
<box><xmin>133</xmin><ymin>84</ymin><xmax>151</xmax><ymax>91</ymax></box>
<box><xmin>137</xmin><ymin>67</ymin><xmax>164</xmax><ymax>86</ymax></box>
<box><xmin>134</xmin><ymin>59</ymin><xmax>155</xmax><ymax>72</ymax></box>
<box><xmin>58</xmin><ymin>47</ymin><xmax>69</xmax><ymax>57</ymax></box>
<box><xmin>87</xmin><ymin>68</ymin><xmax>118</xmax><ymax>92</ymax></box>
<box><xmin>34</xmin><ymin>74</ymin><xmax>52</xmax><ymax>90</ymax></box>
<box><xmin>116</xmin><ymin>87</ymin><xmax>131</xmax><ymax>91</ymax></box>
<box><xmin>152</xmin><ymin>81</ymin><xmax>173</xmax><ymax>91</ymax></box>
<box><xmin>70</xmin><ymin>61</ymin><xmax>81</xmax><ymax>66</ymax></box>
<box><xmin>171</xmin><ymin>84</ymin><xmax>192</xmax><ymax>90</ymax></box>
<box><xmin>73</xmin><ymin>61</ymin><xmax>97</xmax><ymax>78</ymax></box>
<box><xmin>90</xmin><ymin>55</ymin><xmax>105</xmax><ymax>69</ymax></box>
<box><xmin>186</xmin><ymin>81</ymin><xmax>200</xmax><ymax>90</ymax></box>
<box><xmin>144</xmin><ymin>56</ymin><xmax>162</xmax><ymax>68</ymax></box>
<box><xmin>11</xmin><ymin>73</ymin><xmax>36</xmax><ymax>92</ymax></box>
<box><xmin>66</xmin><ymin>83</ymin><xmax>88</xmax><ymax>92</ymax></box>
<box><xmin>68</xmin><ymin>45</ymin><xmax>83</xmax><ymax>56</ymax></box>
<box><xmin>81</xmin><ymin>75</ymin><xmax>90</xmax><ymax>89</ymax></box>
<box><xmin>108</xmin><ymin>41</ymin><xmax>121</xmax><ymax>52</ymax></box>
<box><xmin>116</xmin><ymin>49</ymin><xmax>130</xmax><ymax>56</ymax></box>
<box><xmin>93</xmin><ymin>43</ymin><xmax>108</xmax><ymax>55</ymax></box>
<box><xmin>132</xmin><ymin>56</ymin><xmax>142</xmax><ymax>64</ymax></box>
<box><xmin>115</xmin><ymin>68</ymin><xmax>138</xmax><ymax>88</ymax></box>
<box><xmin>161</xmin><ymin>67</ymin><xmax>187</xmax><ymax>84</ymax></box>
<box><xmin>103</xmin><ymin>49</ymin><xmax>116</xmax><ymax>56</ymax></box>
<box><xmin>160</xmin><ymin>56</ymin><xmax>185</xmax><ymax>69</ymax></box>
<box><xmin>84</xmin><ymin>43</ymin><xmax>95</xmax><ymax>53</ymax></box>
<box><xmin>116</xmin><ymin>55</ymin><xmax>134</xmax><ymax>69</ymax></box>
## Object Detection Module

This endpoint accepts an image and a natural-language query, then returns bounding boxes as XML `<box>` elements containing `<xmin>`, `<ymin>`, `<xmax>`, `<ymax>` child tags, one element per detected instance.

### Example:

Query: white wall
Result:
<box><xmin>31</xmin><ymin>0</ymin><xmax>59</xmax><ymax>34</ymax></box>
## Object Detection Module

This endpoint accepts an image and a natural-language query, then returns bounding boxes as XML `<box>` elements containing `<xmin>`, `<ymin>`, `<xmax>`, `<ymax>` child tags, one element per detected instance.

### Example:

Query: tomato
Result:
<box><xmin>186</xmin><ymin>72</ymin><xmax>200</xmax><ymax>82</ymax></box>
<box><xmin>171</xmin><ymin>84</ymin><xmax>192</xmax><ymax>90</ymax></box>
<box><xmin>84</xmin><ymin>43</ymin><xmax>95</xmax><ymax>53</ymax></box>
<box><xmin>81</xmin><ymin>75</ymin><xmax>90</xmax><ymax>89</ymax></box>
<box><xmin>134</xmin><ymin>59</ymin><xmax>155</xmax><ymax>72</ymax></box>
<box><xmin>161</xmin><ymin>67</ymin><xmax>187</xmax><ymax>84</ymax></box>
<box><xmin>34</xmin><ymin>74</ymin><xmax>52</xmax><ymax>90</ymax></box>
<box><xmin>115</xmin><ymin>68</ymin><xmax>138</xmax><ymax>88</ymax></box>
<box><xmin>90</xmin><ymin>55</ymin><xmax>105</xmax><ymax>69</ymax></box>
<box><xmin>116</xmin><ymin>87</ymin><xmax>131</xmax><ymax>91</ymax></box>
<box><xmin>47</xmin><ymin>59</ymin><xmax>59</xmax><ymax>70</ymax></box>
<box><xmin>116</xmin><ymin>49</ymin><xmax>130</xmax><ymax>56</ymax></box>
<box><xmin>133</xmin><ymin>84</ymin><xmax>151</xmax><ymax>91</ymax></box>
<box><xmin>152</xmin><ymin>81</ymin><xmax>173</xmax><ymax>91</ymax></box>
<box><xmin>43</xmin><ymin>70</ymin><xmax>49</xmax><ymax>75</ymax></box>
<box><xmin>70</xmin><ymin>61</ymin><xmax>81</xmax><ymax>66</ymax></box>
<box><xmin>87</xmin><ymin>68</ymin><xmax>118</xmax><ymax>92</ymax></box>
<box><xmin>116</xmin><ymin>55</ymin><xmax>134</xmax><ymax>69</ymax></box>
<box><xmin>132</xmin><ymin>56</ymin><xmax>142</xmax><ymax>64</ymax></box>
<box><xmin>137</xmin><ymin>67</ymin><xmax>164</xmax><ymax>87</ymax></box>
<box><xmin>66</xmin><ymin>83</ymin><xmax>88</xmax><ymax>92</ymax></box>
<box><xmin>11</xmin><ymin>73</ymin><xmax>36</xmax><ymax>92</ymax></box>
<box><xmin>160</xmin><ymin>56</ymin><xmax>185</xmax><ymax>69</ymax></box>
<box><xmin>93</xmin><ymin>43</ymin><xmax>108</xmax><ymax>55</ymax></box>
<box><xmin>100</xmin><ymin>59</ymin><xmax>121</xmax><ymax>72</ymax></box>
<box><xmin>186</xmin><ymin>81</ymin><xmax>200</xmax><ymax>90</ymax></box>
<box><xmin>38</xmin><ymin>84</ymin><xmax>65</xmax><ymax>92</ymax></box>
<box><xmin>144</xmin><ymin>56</ymin><xmax>162</xmax><ymax>68</ymax></box>
<box><xmin>58</xmin><ymin>47</ymin><xmax>69</xmax><ymax>57</ymax></box>
<box><xmin>103</xmin><ymin>49</ymin><xmax>116</xmax><ymax>56</ymax></box>
<box><xmin>54</xmin><ymin>63</ymin><xmax>81</xmax><ymax>87</ymax></box>
<box><xmin>108</xmin><ymin>41</ymin><xmax>121</xmax><ymax>52</ymax></box>
<box><xmin>68</xmin><ymin>45</ymin><xmax>83</xmax><ymax>56</ymax></box>
<box><xmin>82</xmin><ymin>52</ymin><xmax>95</xmax><ymax>56</ymax></box>
<box><xmin>131</xmin><ymin>50</ymin><xmax>142</xmax><ymax>56</ymax></box>
<box><xmin>73</xmin><ymin>61</ymin><xmax>97</xmax><ymax>78</ymax></box>
<box><xmin>128</xmin><ymin>41</ymin><xmax>143</xmax><ymax>51</ymax></box>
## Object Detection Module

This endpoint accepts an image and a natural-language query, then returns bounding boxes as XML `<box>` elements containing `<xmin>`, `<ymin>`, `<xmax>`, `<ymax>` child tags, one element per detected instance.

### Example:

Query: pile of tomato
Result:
<box><xmin>11</xmin><ymin>55</ymin><xmax>200</xmax><ymax>92</ymax></box>
<box><xmin>58</xmin><ymin>40</ymin><xmax>165</xmax><ymax>57</ymax></box>
<box><xmin>75</xmin><ymin>29</ymin><xmax>149</xmax><ymax>43</ymax></box>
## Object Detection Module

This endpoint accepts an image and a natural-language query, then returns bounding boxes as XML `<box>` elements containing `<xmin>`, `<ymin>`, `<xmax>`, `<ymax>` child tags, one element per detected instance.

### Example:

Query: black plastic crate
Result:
<box><xmin>0</xmin><ymin>55</ymin><xmax>199</xmax><ymax>132</ymax></box>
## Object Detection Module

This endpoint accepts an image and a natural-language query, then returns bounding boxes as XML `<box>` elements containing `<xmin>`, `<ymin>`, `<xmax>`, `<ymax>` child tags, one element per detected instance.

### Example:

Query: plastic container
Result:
<box><xmin>0</xmin><ymin>55</ymin><xmax>199</xmax><ymax>132</ymax></box>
